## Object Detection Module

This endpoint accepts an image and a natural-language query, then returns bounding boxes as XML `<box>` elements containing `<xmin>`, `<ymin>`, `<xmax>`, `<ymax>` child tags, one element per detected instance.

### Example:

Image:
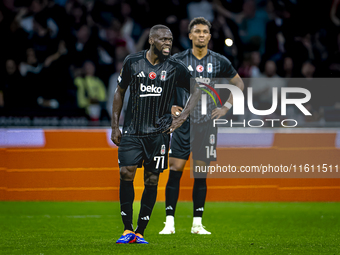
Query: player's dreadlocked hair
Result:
<box><xmin>149</xmin><ymin>25</ymin><xmax>171</xmax><ymax>39</ymax></box>
<box><xmin>188</xmin><ymin>17</ymin><xmax>211</xmax><ymax>32</ymax></box>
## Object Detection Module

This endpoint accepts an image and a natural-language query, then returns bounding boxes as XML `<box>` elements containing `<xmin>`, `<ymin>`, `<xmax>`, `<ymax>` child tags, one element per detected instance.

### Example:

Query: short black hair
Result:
<box><xmin>188</xmin><ymin>17</ymin><xmax>211</xmax><ymax>32</ymax></box>
<box><xmin>149</xmin><ymin>25</ymin><xmax>171</xmax><ymax>39</ymax></box>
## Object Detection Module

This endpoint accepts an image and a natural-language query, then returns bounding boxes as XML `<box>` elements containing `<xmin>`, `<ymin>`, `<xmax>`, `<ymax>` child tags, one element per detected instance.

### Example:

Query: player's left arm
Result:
<box><xmin>211</xmin><ymin>73</ymin><xmax>244</xmax><ymax>119</ymax></box>
<box><xmin>165</xmin><ymin>60</ymin><xmax>201</xmax><ymax>133</ymax></box>
<box><xmin>167</xmin><ymin>83</ymin><xmax>201</xmax><ymax>133</ymax></box>
<box><xmin>171</xmin><ymin>105</ymin><xmax>183</xmax><ymax>116</ymax></box>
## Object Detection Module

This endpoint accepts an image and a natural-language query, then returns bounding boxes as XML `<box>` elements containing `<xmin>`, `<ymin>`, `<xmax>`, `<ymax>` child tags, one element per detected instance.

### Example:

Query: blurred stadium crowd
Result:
<box><xmin>1</xmin><ymin>0</ymin><xmax>340</xmax><ymax>126</ymax></box>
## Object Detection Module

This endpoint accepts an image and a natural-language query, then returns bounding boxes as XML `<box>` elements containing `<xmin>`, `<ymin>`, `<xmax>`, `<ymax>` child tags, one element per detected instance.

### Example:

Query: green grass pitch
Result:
<box><xmin>0</xmin><ymin>201</ymin><xmax>339</xmax><ymax>255</ymax></box>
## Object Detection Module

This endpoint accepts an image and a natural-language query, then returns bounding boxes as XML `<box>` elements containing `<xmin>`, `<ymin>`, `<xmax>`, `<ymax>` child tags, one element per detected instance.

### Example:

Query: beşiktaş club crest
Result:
<box><xmin>210</xmin><ymin>134</ymin><xmax>215</xmax><ymax>145</ymax></box>
<box><xmin>149</xmin><ymin>71</ymin><xmax>156</xmax><ymax>80</ymax></box>
<box><xmin>161</xmin><ymin>70</ymin><xmax>167</xmax><ymax>81</ymax></box>
<box><xmin>207</xmin><ymin>63</ymin><xmax>213</xmax><ymax>73</ymax></box>
<box><xmin>161</xmin><ymin>144</ymin><xmax>166</xmax><ymax>155</ymax></box>
<box><xmin>196</xmin><ymin>65</ymin><xmax>204</xmax><ymax>72</ymax></box>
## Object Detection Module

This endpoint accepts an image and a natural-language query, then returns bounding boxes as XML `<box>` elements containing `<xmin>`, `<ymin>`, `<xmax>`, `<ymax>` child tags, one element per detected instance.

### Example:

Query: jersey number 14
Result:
<box><xmin>205</xmin><ymin>146</ymin><xmax>216</xmax><ymax>159</ymax></box>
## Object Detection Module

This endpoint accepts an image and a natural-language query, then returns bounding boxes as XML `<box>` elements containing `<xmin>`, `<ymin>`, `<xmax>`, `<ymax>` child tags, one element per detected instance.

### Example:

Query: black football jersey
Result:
<box><xmin>118</xmin><ymin>50</ymin><xmax>192</xmax><ymax>137</ymax></box>
<box><xmin>173</xmin><ymin>49</ymin><xmax>237</xmax><ymax>123</ymax></box>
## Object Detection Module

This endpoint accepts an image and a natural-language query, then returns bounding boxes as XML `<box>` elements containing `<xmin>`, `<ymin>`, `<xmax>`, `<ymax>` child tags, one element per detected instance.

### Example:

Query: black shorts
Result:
<box><xmin>191</xmin><ymin>120</ymin><xmax>217</xmax><ymax>163</ymax></box>
<box><xmin>118</xmin><ymin>133</ymin><xmax>170</xmax><ymax>173</ymax></box>
<box><xmin>170</xmin><ymin>119</ymin><xmax>217</xmax><ymax>163</ymax></box>
<box><xmin>169</xmin><ymin>120</ymin><xmax>190</xmax><ymax>160</ymax></box>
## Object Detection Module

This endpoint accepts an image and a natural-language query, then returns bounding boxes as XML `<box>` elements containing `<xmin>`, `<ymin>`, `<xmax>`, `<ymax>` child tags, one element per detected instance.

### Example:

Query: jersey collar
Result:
<box><xmin>144</xmin><ymin>50</ymin><xmax>166</xmax><ymax>68</ymax></box>
<box><xmin>190</xmin><ymin>48</ymin><xmax>211</xmax><ymax>61</ymax></box>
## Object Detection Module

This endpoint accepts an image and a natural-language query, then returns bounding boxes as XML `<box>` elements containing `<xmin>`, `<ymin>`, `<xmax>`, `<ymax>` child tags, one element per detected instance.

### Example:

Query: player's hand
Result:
<box><xmin>171</xmin><ymin>105</ymin><xmax>183</xmax><ymax>117</ymax></box>
<box><xmin>111</xmin><ymin>127</ymin><xmax>122</xmax><ymax>146</ymax></box>
<box><xmin>211</xmin><ymin>106</ymin><xmax>229</xmax><ymax>120</ymax></box>
<box><xmin>165</xmin><ymin>116</ymin><xmax>186</xmax><ymax>134</ymax></box>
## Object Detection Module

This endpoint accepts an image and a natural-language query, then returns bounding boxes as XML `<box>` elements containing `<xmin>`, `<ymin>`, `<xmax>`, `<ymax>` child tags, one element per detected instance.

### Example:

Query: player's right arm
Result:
<box><xmin>111</xmin><ymin>56</ymin><xmax>131</xmax><ymax>146</ymax></box>
<box><xmin>111</xmin><ymin>86</ymin><xmax>127</xmax><ymax>146</ymax></box>
<box><xmin>170</xmin><ymin>52</ymin><xmax>185</xmax><ymax>117</ymax></box>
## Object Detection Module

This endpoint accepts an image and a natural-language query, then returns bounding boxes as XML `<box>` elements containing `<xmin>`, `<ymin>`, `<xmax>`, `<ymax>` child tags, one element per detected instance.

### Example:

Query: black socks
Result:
<box><xmin>165</xmin><ymin>170</ymin><xmax>183</xmax><ymax>216</ymax></box>
<box><xmin>119</xmin><ymin>180</ymin><xmax>134</xmax><ymax>231</ymax></box>
<box><xmin>193</xmin><ymin>178</ymin><xmax>207</xmax><ymax>217</ymax></box>
<box><xmin>135</xmin><ymin>184</ymin><xmax>158</xmax><ymax>236</ymax></box>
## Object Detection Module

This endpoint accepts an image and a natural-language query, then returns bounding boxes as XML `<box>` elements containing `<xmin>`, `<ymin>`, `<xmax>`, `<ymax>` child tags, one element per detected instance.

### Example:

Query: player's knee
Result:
<box><xmin>169</xmin><ymin>165</ymin><xmax>183</xmax><ymax>172</ymax></box>
<box><xmin>169</xmin><ymin>158</ymin><xmax>186</xmax><ymax>172</ymax></box>
<box><xmin>144</xmin><ymin>173</ymin><xmax>159</xmax><ymax>186</ymax></box>
<box><xmin>120</xmin><ymin>167</ymin><xmax>135</xmax><ymax>181</ymax></box>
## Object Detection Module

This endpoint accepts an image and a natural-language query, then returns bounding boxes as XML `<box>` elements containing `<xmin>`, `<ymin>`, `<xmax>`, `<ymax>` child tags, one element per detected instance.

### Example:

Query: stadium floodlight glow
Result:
<box><xmin>225</xmin><ymin>38</ymin><xmax>233</xmax><ymax>47</ymax></box>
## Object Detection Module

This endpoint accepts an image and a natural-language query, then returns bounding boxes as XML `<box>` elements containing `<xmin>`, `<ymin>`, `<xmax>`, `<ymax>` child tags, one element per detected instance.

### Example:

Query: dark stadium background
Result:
<box><xmin>1</xmin><ymin>0</ymin><xmax>340</xmax><ymax>127</ymax></box>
